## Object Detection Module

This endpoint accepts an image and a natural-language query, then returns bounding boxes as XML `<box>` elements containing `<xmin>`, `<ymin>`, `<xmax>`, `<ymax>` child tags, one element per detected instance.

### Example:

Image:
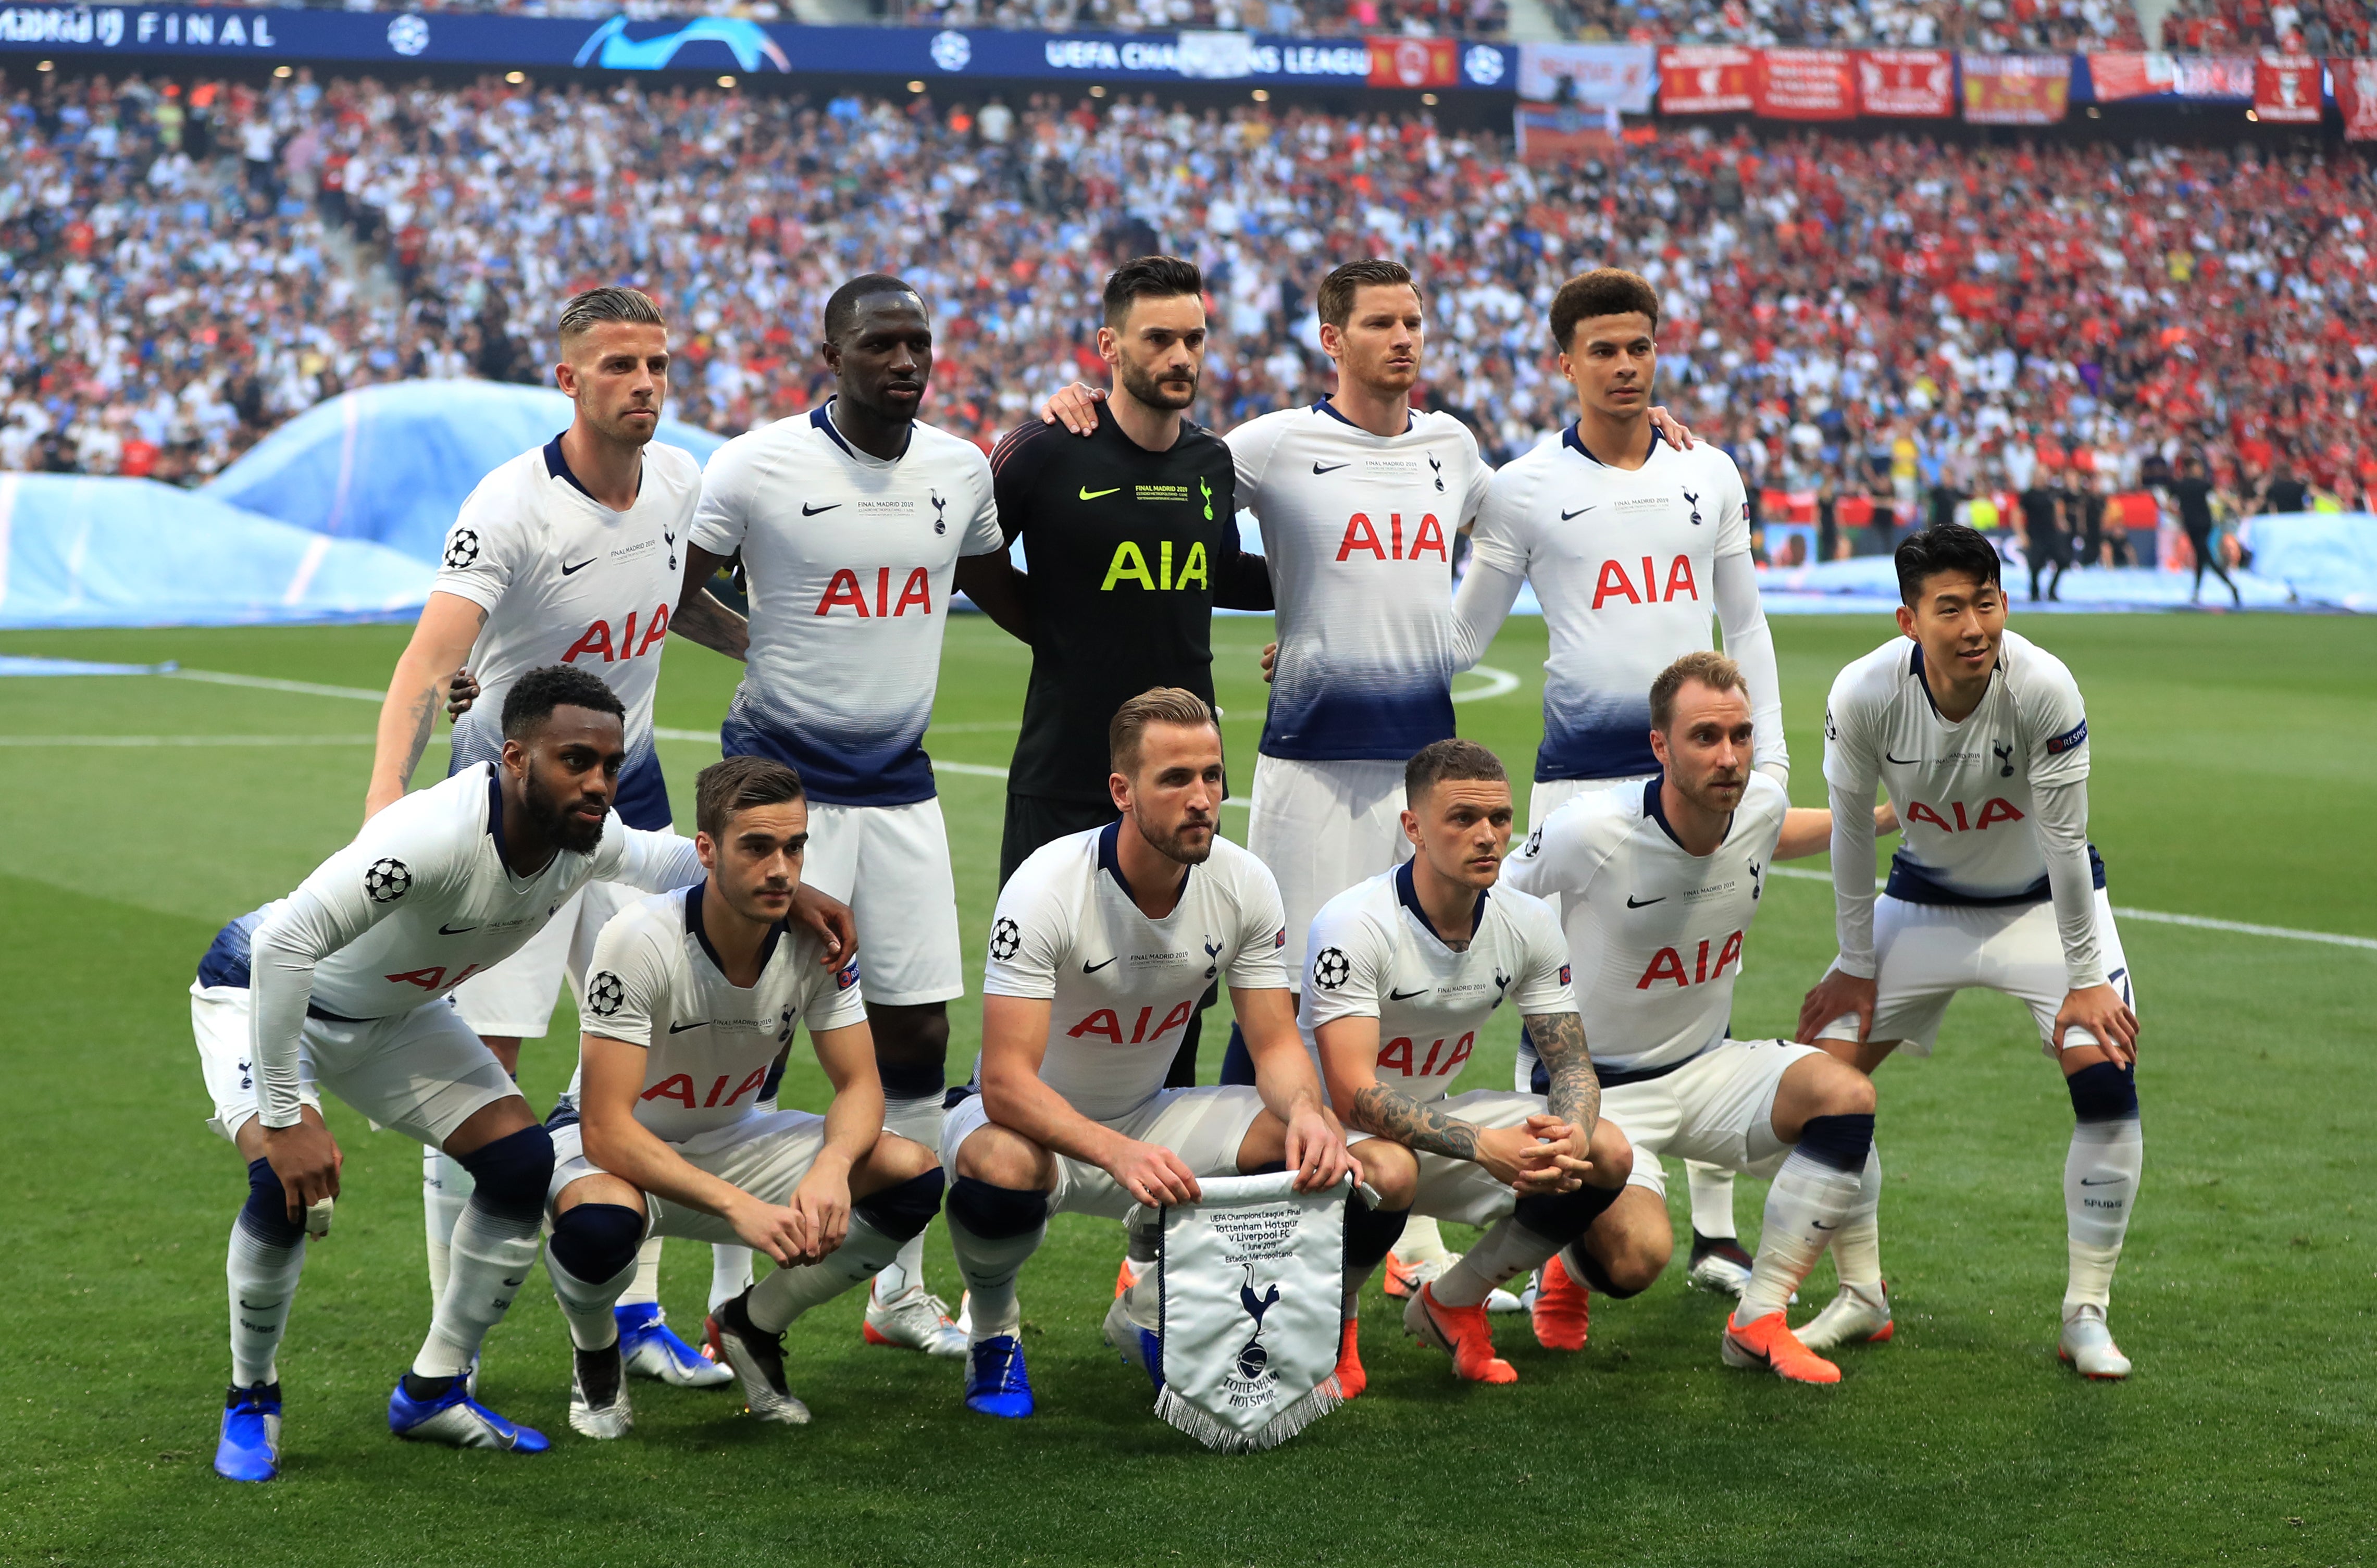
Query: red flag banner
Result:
<box><xmin>1857</xmin><ymin>48</ymin><xmax>1955</xmax><ymax>117</ymax></box>
<box><xmin>1659</xmin><ymin>45</ymin><xmax>1754</xmax><ymax>114</ymax></box>
<box><xmin>1961</xmin><ymin>54</ymin><xmax>2070</xmax><ymax>124</ymax></box>
<box><xmin>2255</xmin><ymin>55</ymin><xmax>2323</xmax><ymax>121</ymax></box>
<box><xmin>1513</xmin><ymin>101</ymin><xmax>1619</xmax><ymax>166</ymax></box>
<box><xmin>1367</xmin><ymin>37</ymin><xmax>1458</xmax><ymax>90</ymax></box>
<box><xmin>1752</xmin><ymin>49</ymin><xmax>1856</xmax><ymax>119</ymax></box>
<box><xmin>2335</xmin><ymin>57</ymin><xmax>2377</xmax><ymax>139</ymax></box>
<box><xmin>2088</xmin><ymin>52</ymin><xmax>2256</xmax><ymax>99</ymax></box>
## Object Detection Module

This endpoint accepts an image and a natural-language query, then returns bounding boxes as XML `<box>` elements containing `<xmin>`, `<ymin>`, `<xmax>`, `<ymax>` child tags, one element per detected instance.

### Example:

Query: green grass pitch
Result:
<box><xmin>0</xmin><ymin>612</ymin><xmax>2370</xmax><ymax>1567</ymax></box>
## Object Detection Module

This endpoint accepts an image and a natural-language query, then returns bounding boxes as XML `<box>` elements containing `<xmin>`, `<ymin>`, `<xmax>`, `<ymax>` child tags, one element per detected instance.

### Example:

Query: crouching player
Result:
<box><xmin>1504</xmin><ymin>652</ymin><xmax>1882</xmax><ymax>1384</ymax></box>
<box><xmin>546</xmin><ymin>756</ymin><xmax>945</xmax><ymax>1435</ymax></box>
<box><xmin>195</xmin><ymin>667</ymin><xmax>854</xmax><ymax>1480</ymax></box>
<box><xmin>942</xmin><ymin>689</ymin><xmax>1367</xmax><ymax>1418</ymax></box>
<box><xmin>1308</xmin><ymin>739</ymin><xmax>1633</xmax><ymax>1386</ymax></box>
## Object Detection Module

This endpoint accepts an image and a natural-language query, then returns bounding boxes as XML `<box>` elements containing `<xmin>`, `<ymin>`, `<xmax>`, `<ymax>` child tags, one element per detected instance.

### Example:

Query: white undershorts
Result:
<box><xmin>1248</xmin><ymin>754</ymin><xmax>1412</xmax><ymax>983</ymax></box>
<box><xmin>546</xmin><ymin>1109</ymin><xmax>831</xmax><ymax>1245</ymax></box>
<box><xmin>1817</xmin><ymin>889</ymin><xmax>2136</xmax><ymax>1056</ymax></box>
<box><xmin>940</xmin><ymin>1084</ymin><xmax>1267</xmax><ymax>1222</ymax></box>
<box><xmin>192</xmin><ymin>983</ymin><xmax>517</xmax><ymax>1147</ymax></box>
<box><xmin>801</xmin><ymin>797</ymin><xmax>964</xmax><ymax>1007</ymax></box>
<box><xmin>450</xmin><ymin>880</ymin><xmax>636</xmax><ymax>1039</ymax></box>
<box><xmin>1597</xmin><ymin>1038</ymin><xmax>1822</xmax><ymax>1199</ymax></box>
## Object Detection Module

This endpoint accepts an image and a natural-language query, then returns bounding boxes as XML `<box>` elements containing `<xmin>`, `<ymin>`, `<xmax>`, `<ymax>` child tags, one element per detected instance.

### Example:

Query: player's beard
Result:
<box><xmin>524</xmin><ymin>756</ymin><xmax>608</xmax><ymax>855</ymax></box>
<box><xmin>1135</xmin><ymin>804</ymin><xmax>1215</xmax><ymax>866</ymax></box>
<box><xmin>1118</xmin><ymin>354</ymin><xmax>1197</xmax><ymax>412</ymax></box>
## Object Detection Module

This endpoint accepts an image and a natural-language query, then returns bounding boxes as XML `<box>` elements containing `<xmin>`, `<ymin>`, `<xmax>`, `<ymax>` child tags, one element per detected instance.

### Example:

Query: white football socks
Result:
<box><xmin>2064</xmin><ymin>1117</ymin><xmax>2142</xmax><ymax>1314</ymax></box>
<box><xmin>1685</xmin><ymin>1161</ymin><xmax>1739</xmax><ymax>1241</ymax></box>
<box><xmin>227</xmin><ymin>1219</ymin><xmax>306</xmax><ymax>1388</ymax></box>
<box><xmin>412</xmin><ymin>1197</ymin><xmax>542</xmax><ymax>1379</ymax></box>
<box><xmin>1735</xmin><ymin>1147</ymin><xmax>1866</xmax><ymax>1326</ymax></box>
<box><xmin>947</xmin><ymin>1211</ymin><xmax>1043</xmax><ymax>1343</ymax></box>
<box><xmin>617</xmin><ymin>1235</ymin><xmax>665</xmax><ymax>1308</ymax></box>
<box><xmin>547</xmin><ymin>1248</ymin><xmax>634</xmax><ymax>1352</ymax></box>
<box><xmin>876</xmin><ymin>1094</ymin><xmax>945</xmax><ymax>1304</ymax></box>
<box><xmin>421</xmin><ymin>1146</ymin><xmax>474</xmax><ymax>1306</ymax></box>
<box><xmin>1432</xmin><ymin>1218</ymin><xmax>1557</xmax><ymax>1309</ymax></box>
<box><xmin>1395</xmin><ymin>1214</ymin><xmax>1453</xmax><ymax>1267</ymax></box>
<box><xmin>1826</xmin><ymin>1144</ymin><xmax>1885</xmax><ymax>1289</ymax></box>
<box><xmin>750</xmin><ymin>1217</ymin><xmax>902</xmax><ymax>1334</ymax></box>
<box><xmin>710</xmin><ymin>1244</ymin><xmax>755</xmax><ymax>1314</ymax></box>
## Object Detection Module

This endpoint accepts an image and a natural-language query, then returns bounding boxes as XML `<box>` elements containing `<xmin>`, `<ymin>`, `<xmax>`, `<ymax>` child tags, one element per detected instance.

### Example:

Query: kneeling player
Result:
<box><xmin>1505</xmin><ymin>653</ymin><xmax>1882</xmax><ymax>1385</ymax></box>
<box><xmin>545</xmin><ymin>756</ymin><xmax>944</xmax><ymax>1434</ymax></box>
<box><xmin>1797</xmin><ymin>525</ymin><xmax>2142</xmax><ymax>1378</ymax></box>
<box><xmin>942</xmin><ymin>689</ymin><xmax>1364</xmax><ymax>1417</ymax></box>
<box><xmin>1308</xmin><ymin>740</ymin><xmax>1633</xmax><ymax>1386</ymax></box>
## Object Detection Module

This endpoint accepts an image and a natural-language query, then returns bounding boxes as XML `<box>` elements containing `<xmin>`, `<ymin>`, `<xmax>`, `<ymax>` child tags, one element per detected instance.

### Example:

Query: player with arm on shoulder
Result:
<box><xmin>941</xmin><ymin>690</ymin><xmax>1357</xmax><ymax>1418</ymax></box>
<box><xmin>545</xmin><ymin>757</ymin><xmax>944</xmax><ymax>1436</ymax></box>
<box><xmin>194</xmin><ymin>666</ymin><xmax>852</xmax><ymax>1480</ymax></box>
<box><xmin>1796</xmin><ymin>524</ymin><xmax>2143</xmax><ymax>1379</ymax></box>
<box><xmin>674</xmin><ymin>275</ymin><xmax>1005</xmax><ymax>1361</ymax></box>
<box><xmin>1451</xmin><ymin>267</ymin><xmax>1791</xmax><ymax>1293</ymax></box>
<box><xmin>1503</xmin><ymin>653</ymin><xmax>1883</xmax><ymax>1385</ymax></box>
<box><xmin>1307</xmin><ymin>740</ymin><xmax>1632</xmax><ymax>1387</ymax></box>
<box><xmin>363</xmin><ymin>287</ymin><xmax>754</xmax><ymax>1390</ymax></box>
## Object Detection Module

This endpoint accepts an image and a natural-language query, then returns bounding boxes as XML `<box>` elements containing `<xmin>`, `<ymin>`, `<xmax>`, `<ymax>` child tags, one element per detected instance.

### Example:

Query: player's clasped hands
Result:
<box><xmin>1478</xmin><ymin>1114</ymin><xmax>1589</xmax><ymax>1196</ymax></box>
<box><xmin>729</xmin><ymin>1180</ymin><xmax>849</xmax><ymax>1269</ymax></box>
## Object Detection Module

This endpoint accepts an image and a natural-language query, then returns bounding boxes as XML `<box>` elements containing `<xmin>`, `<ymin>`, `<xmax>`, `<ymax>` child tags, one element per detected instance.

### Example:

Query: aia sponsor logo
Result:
<box><xmin>1334</xmin><ymin>513</ymin><xmax>1449</xmax><ymax>563</ymax></box>
<box><xmin>1591</xmin><ymin>554</ymin><xmax>1700</xmax><ymax>608</ymax></box>
<box><xmin>1067</xmin><ymin>1000</ymin><xmax>1196</xmax><ymax>1044</ymax></box>
<box><xmin>563</xmin><ymin>602</ymin><xmax>670</xmax><ymax>663</ymax></box>
<box><xmin>1634</xmin><ymin>931</ymin><xmax>1743</xmax><ymax>989</ymax></box>
<box><xmin>817</xmin><ymin>566</ymin><xmax>936</xmax><ymax>618</ymax></box>
<box><xmin>1903</xmin><ymin>798</ymin><xmax>2025</xmax><ymax>833</ymax></box>
<box><xmin>1376</xmin><ymin>1030</ymin><xmax>1475</xmax><ymax>1079</ymax></box>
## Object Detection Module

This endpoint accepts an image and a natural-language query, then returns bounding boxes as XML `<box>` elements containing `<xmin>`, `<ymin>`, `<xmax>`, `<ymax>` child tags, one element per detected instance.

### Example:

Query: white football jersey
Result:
<box><xmin>1502</xmin><ymin>773</ymin><xmax>1788</xmax><ymax>1075</ymax></box>
<box><xmin>691</xmin><ymin>402</ymin><xmax>1003</xmax><ymax>807</ymax></box>
<box><xmin>984</xmin><ymin>823</ymin><xmax>1291</xmax><ymax>1122</ymax></box>
<box><xmin>434</xmin><ymin>438</ymin><xmax>701</xmax><ymax>830</ymax></box>
<box><xmin>1822</xmin><ymin>628</ymin><xmax>2095</xmax><ymax>904</ymax></box>
<box><xmin>1301</xmin><ymin>863</ymin><xmax>1573</xmax><ymax>1104</ymax></box>
<box><xmin>577</xmin><ymin>882</ymin><xmax>867</xmax><ymax>1142</ymax></box>
<box><xmin>1227</xmin><ymin>403</ymin><xmax>1490</xmax><ymax>761</ymax></box>
<box><xmin>207</xmin><ymin>764</ymin><xmax>704</xmax><ymax>1123</ymax></box>
<box><xmin>1469</xmin><ymin>427</ymin><xmax>1781</xmax><ymax>784</ymax></box>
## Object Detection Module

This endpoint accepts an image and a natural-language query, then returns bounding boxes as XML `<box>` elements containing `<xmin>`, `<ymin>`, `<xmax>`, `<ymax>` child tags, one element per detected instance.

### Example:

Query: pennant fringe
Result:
<box><xmin>1154</xmin><ymin>1373</ymin><xmax>1345</xmax><ymax>1453</ymax></box>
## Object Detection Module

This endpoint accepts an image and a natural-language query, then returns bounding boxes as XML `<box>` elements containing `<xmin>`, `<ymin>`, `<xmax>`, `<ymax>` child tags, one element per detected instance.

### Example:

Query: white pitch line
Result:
<box><xmin>1767</xmin><ymin>864</ymin><xmax>2375</xmax><ymax>952</ymax></box>
<box><xmin>167</xmin><ymin>667</ymin><xmax>388</xmax><ymax>702</ymax></box>
<box><xmin>1455</xmin><ymin>663</ymin><xmax>1521</xmax><ymax>704</ymax></box>
<box><xmin>0</xmin><ymin>733</ymin><xmax>389</xmax><ymax>747</ymax></box>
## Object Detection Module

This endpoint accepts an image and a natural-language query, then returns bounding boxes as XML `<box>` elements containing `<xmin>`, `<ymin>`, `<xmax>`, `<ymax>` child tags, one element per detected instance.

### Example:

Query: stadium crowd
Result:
<box><xmin>8</xmin><ymin>69</ymin><xmax>2374</xmax><ymax>534</ymax></box>
<box><xmin>2157</xmin><ymin>0</ymin><xmax>2371</xmax><ymax>54</ymax></box>
<box><xmin>1552</xmin><ymin>0</ymin><xmax>2141</xmax><ymax>49</ymax></box>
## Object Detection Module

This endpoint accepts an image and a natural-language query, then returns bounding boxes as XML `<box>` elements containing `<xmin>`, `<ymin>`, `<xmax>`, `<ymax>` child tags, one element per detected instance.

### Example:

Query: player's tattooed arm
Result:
<box><xmin>1348</xmin><ymin>1082</ymin><xmax>1479</xmax><ymax>1163</ymax></box>
<box><xmin>1525</xmin><ymin>1010</ymin><xmax>1599</xmax><ymax>1138</ymax></box>
<box><xmin>366</xmin><ymin>593</ymin><xmax>486</xmax><ymax>819</ymax></box>
<box><xmin>671</xmin><ymin>545</ymin><xmax>749</xmax><ymax>661</ymax></box>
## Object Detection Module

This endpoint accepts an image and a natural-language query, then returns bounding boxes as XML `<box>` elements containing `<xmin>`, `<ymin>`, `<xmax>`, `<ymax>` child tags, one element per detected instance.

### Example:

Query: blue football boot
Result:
<box><xmin>964</xmin><ymin>1335</ymin><xmax>1035</xmax><ymax>1419</ymax></box>
<box><xmin>617</xmin><ymin>1301</ymin><xmax>733</xmax><ymax>1388</ymax></box>
<box><xmin>214</xmin><ymin>1383</ymin><xmax>282</xmax><ymax>1482</ymax></box>
<box><xmin>1101</xmin><ymin>1295</ymin><xmax>1164</xmax><ymax>1393</ymax></box>
<box><xmin>387</xmin><ymin>1374</ymin><xmax>550</xmax><ymax>1452</ymax></box>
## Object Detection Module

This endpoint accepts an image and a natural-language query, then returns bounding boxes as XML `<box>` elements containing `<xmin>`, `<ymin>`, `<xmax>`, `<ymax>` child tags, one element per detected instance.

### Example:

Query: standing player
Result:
<box><xmin>677</xmin><ymin>274</ymin><xmax>1003</xmax><ymax>1360</ymax></box>
<box><xmin>940</xmin><ymin>690</ymin><xmax>1362</xmax><ymax>1418</ymax></box>
<box><xmin>1504</xmin><ymin>653</ymin><xmax>1884</xmax><ymax>1384</ymax></box>
<box><xmin>542</xmin><ymin>757</ymin><xmax>945</xmax><ymax>1438</ymax></box>
<box><xmin>366</xmin><ymin>285</ymin><xmax>743</xmax><ymax>1389</ymax></box>
<box><xmin>197</xmin><ymin>667</ymin><xmax>851</xmax><ymax>1479</ymax></box>
<box><xmin>1449</xmin><ymin>267</ymin><xmax>1786</xmax><ymax>1295</ymax></box>
<box><xmin>1796</xmin><ymin>525</ymin><xmax>2142</xmax><ymax>1379</ymax></box>
<box><xmin>1305</xmin><ymin>740</ymin><xmax>1633</xmax><ymax>1386</ymax></box>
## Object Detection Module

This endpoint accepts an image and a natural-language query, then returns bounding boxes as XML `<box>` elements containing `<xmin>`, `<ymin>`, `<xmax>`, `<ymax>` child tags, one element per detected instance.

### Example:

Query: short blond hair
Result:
<box><xmin>1109</xmin><ymin>687</ymin><xmax>1218</xmax><ymax>777</ymax></box>
<box><xmin>1649</xmin><ymin>651</ymin><xmax>1748</xmax><ymax>731</ymax></box>
<box><xmin>558</xmin><ymin>285</ymin><xmax>665</xmax><ymax>349</ymax></box>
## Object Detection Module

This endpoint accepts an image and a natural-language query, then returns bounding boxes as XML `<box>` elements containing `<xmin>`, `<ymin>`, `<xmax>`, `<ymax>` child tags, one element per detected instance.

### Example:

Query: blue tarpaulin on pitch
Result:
<box><xmin>204</xmin><ymin>381</ymin><xmax>729</xmax><ymax>564</ymax></box>
<box><xmin>2236</xmin><ymin>513</ymin><xmax>2377</xmax><ymax>613</ymax></box>
<box><xmin>0</xmin><ymin>474</ymin><xmax>432</xmax><ymax>628</ymax></box>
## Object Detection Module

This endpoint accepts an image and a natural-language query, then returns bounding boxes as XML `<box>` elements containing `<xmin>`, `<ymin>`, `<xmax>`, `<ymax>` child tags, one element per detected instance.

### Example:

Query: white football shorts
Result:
<box><xmin>1815</xmin><ymin>890</ymin><xmax>2137</xmax><ymax>1057</ymax></box>
<box><xmin>192</xmin><ymin>983</ymin><xmax>518</xmax><ymax>1147</ymax></box>
<box><xmin>1248</xmin><ymin>754</ymin><xmax>1412</xmax><ymax>984</ymax></box>
<box><xmin>1525</xmin><ymin>773</ymin><xmax>1649</xmax><ymax>835</ymax></box>
<box><xmin>800</xmin><ymin>797</ymin><xmax>964</xmax><ymax>1007</ymax></box>
<box><xmin>1598</xmin><ymin>1038</ymin><xmax>1823</xmax><ymax>1199</ymax></box>
<box><xmin>940</xmin><ymin>1084</ymin><xmax>1266</xmax><ymax>1222</ymax></box>
<box><xmin>450</xmin><ymin>880</ymin><xmax>636</xmax><ymax>1040</ymax></box>
<box><xmin>547</xmin><ymin>1109</ymin><xmax>854</xmax><ymax>1245</ymax></box>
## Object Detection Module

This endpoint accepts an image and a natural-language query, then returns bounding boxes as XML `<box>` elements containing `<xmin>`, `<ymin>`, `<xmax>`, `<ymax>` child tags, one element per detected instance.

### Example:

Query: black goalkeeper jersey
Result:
<box><xmin>989</xmin><ymin>411</ymin><xmax>1273</xmax><ymax>804</ymax></box>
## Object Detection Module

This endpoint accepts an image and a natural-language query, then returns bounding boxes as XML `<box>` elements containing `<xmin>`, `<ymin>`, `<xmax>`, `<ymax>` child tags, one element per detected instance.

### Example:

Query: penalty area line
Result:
<box><xmin>1766</xmin><ymin>864</ymin><xmax>2376</xmax><ymax>952</ymax></box>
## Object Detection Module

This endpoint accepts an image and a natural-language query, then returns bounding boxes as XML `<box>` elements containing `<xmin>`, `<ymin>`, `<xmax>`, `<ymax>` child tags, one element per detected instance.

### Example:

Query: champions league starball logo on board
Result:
<box><xmin>385</xmin><ymin>15</ymin><xmax>429</xmax><ymax>57</ymax></box>
<box><xmin>1462</xmin><ymin>45</ymin><xmax>1504</xmax><ymax>86</ymax></box>
<box><xmin>930</xmin><ymin>30</ymin><xmax>972</xmax><ymax>72</ymax></box>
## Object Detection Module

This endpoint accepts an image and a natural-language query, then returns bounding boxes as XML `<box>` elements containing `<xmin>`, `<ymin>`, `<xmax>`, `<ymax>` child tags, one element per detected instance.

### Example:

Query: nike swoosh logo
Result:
<box><xmin>1560</xmin><ymin>505</ymin><xmax>1595</xmax><ymax>520</ymax></box>
<box><xmin>1388</xmin><ymin>987</ymin><xmax>1428</xmax><ymax>1001</ymax></box>
<box><xmin>559</xmin><ymin>559</ymin><xmax>595</xmax><ymax>576</ymax></box>
<box><xmin>1078</xmin><ymin>486</ymin><xmax>1121</xmax><ymax>501</ymax></box>
<box><xmin>1312</xmin><ymin>461</ymin><xmax>1350</xmax><ymax>475</ymax></box>
<box><xmin>2077</xmin><ymin>1177</ymin><xmax>2124</xmax><ymax>1187</ymax></box>
<box><xmin>1625</xmin><ymin>895</ymin><xmax>1665</xmax><ymax>908</ymax></box>
<box><xmin>1810</xmin><ymin>1219</ymin><xmax>1838</xmax><ymax>1230</ymax></box>
<box><xmin>439</xmin><ymin>923</ymin><xmax>479</xmax><ymax>935</ymax></box>
<box><xmin>667</xmin><ymin>1021</ymin><xmax>707</xmax><ymax>1034</ymax></box>
<box><xmin>1082</xmin><ymin>956</ymin><xmax>1117</xmax><ymax>973</ymax></box>
<box><xmin>1885</xmin><ymin>752</ymin><xmax>1920</xmax><ymax>765</ymax></box>
<box><xmin>801</xmin><ymin>501</ymin><xmax>840</xmax><ymax>516</ymax></box>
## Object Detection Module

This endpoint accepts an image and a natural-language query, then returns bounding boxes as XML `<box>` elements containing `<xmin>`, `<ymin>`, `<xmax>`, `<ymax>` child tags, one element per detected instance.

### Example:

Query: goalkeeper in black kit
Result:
<box><xmin>957</xmin><ymin>255</ymin><xmax>1272</xmax><ymax>1091</ymax></box>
